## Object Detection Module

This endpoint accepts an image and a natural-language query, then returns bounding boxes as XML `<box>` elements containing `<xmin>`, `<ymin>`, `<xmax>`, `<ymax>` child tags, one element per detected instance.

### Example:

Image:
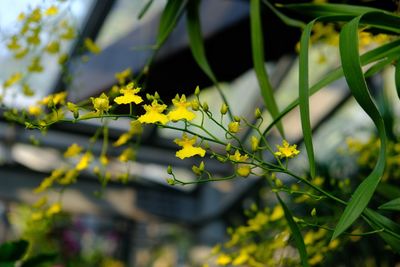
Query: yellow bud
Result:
<box><xmin>228</xmin><ymin>121</ymin><xmax>240</xmax><ymax>133</ymax></box>
<box><xmin>251</xmin><ymin>136</ymin><xmax>259</xmax><ymax>151</ymax></box>
<box><xmin>255</xmin><ymin>108</ymin><xmax>262</xmax><ymax>119</ymax></box>
<box><xmin>166</xmin><ymin>178</ymin><xmax>175</xmax><ymax>185</ymax></box>
<box><xmin>233</xmin><ymin>116</ymin><xmax>241</xmax><ymax>122</ymax></box>
<box><xmin>191</xmin><ymin>100</ymin><xmax>200</xmax><ymax>111</ymax></box>
<box><xmin>225</xmin><ymin>143</ymin><xmax>232</xmax><ymax>152</ymax></box>
<box><xmin>237</xmin><ymin>165</ymin><xmax>251</xmax><ymax>177</ymax></box>
<box><xmin>220</xmin><ymin>103</ymin><xmax>228</xmax><ymax>115</ymax></box>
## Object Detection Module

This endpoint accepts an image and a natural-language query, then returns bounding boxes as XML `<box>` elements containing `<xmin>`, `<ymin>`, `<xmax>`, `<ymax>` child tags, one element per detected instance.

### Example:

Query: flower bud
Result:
<box><xmin>202</xmin><ymin>102</ymin><xmax>209</xmax><ymax>112</ymax></box>
<box><xmin>167</xmin><ymin>165</ymin><xmax>173</xmax><ymax>174</ymax></box>
<box><xmin>194</xmin><ymin>86</ymin><xmax>200</xmax><ymax>96</ymax></box>
<box><xmin>146</xmin><ymin>93</ymin><xmax>153</xmax><ymax>101</ymax></box>
<box><xmin>228</xmin><ymin>121</ymin><xmax>240</xmax><ymax>133</ymax></box>
<box><xmin>255</xmin><ymin>108</ymin><xmax>262</xmax><ymax>119</ymax></box>
<box><xmin>166</xmin><ymin>178</ymin><xmax>175</xmax><ymax>185</ymax></box>
<box><xmin>154</xmin><ymin>92</ymin><xmax>160</xmax><ymax>100</ymax></box>
<box><xmin>233</xmin><ymin>116</ymin><xmax>241</xmax><ymax>122</ymax></box>
<box><xmin>220</xmin><ymin>103</ymin><xmax>228</xmax><ymax>115</ymax></box>
<box><xmin>191</xmin><ymin>100</ymin><xmax>200</xmax><ymax>111</ymax></box>
<box><xmin>225</xmin><ymin>143</ymin><xmax>232</xmax><ymax>152</ymax></box>
<box><xmin>311</xmin><ymin>208</ymin><xmax>317</xmax><ymax>217</ymax></box>
<box><xmin>251</xmin><ymin>136</ymin><xmax>259</xmax><ymax>151</ymax></box>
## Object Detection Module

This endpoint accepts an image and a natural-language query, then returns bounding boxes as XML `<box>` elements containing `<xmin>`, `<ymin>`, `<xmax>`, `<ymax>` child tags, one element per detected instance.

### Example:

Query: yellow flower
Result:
<box><xmin>7</xmin><ymin>36</ymin><xmax>20</xmax><ymax>50</ymax></box>
<box><xmin>228</xmin><ymin>121</ymin><xmax>240</xmax><ymax>133</ymax></box>
<box><xmin>119</xmin><ymin>147</ymin><xmax>135</xmax><ymax>162</ymax></box>
<box><xmin>270</xmin><ymin>206</ymin><xmax>284</xmax><ymax>221</ymax></box>
<box><xmin>46</xmin><ymin>41</ymin><xmax>60</xmax><ymax>53</ymax></box>
<box><xmin>113</xmin><ymin>133</ymin><xmax>132</xmax><ymax>147</ymax></box>
<box><xmin>53</xmin><ymin>92</ymin><xmax>67</xmax><ymax>105</ymax></box>
<box><xmin>237</xmin><ymin>165</ymin><xmax>251</xmax><ymax>177</ymax></box>
<box><xmin>84</xmin><ymin>38</ymin><xmax>101</xmax><ymax>54</ymax></box>
<box><xmin>114</xmin><ymin>83</ymin><xmax>143</xmax><ymax>105</ymax></box>
<box><xmin>46</xmin><ymin>202</ymin><xmax>62</xmax><ymax>217</ymax></box>
<box><xmin>33</xmin><ymin>196</ymin><xmax>48</xmax><ymax>209</ymax></box>
<box><xmin>91</xmin><ymin>93</ymin><xmax>110</xmax><ymax>114</ymax></box>
<box><xmin>168</xmin><ymin>94</ymin><xmax>196</xmax><ymax>122</ymax></box>
<box><xmin>22</xmin><ymin>84</ymin><xmax>34</xmax><ymax>96</ymax></box>
<box><xmin>3</xmin><ymin>72</ymin><xmax>22</xmax><ymax>88</ymax></box>
<box><xmin>58</xmin><ymin>169</ymin><xmax>78</xmax><ymax>185</ymax></box>
<box><xmin>232</xmin><ymin>252</ymin><xmax>249</xmax><ymax>265</ymax></box>
<box><xmin>76</xmin><ymin>152</ymin><xmax>93</xmax><ymax>171</ymax></box>
<box><xmin>100</xmin><ymin>155</ymin><xmax>109</xmax><ymax>165</ymax></box>
<box><xmin>216</xmin><ymin>254</ymin><xmax>231</xmax><ymax>266</ymax></box>
<box><xmin>274</xmin><ymin>140</ymin><xmax>300</xmax><ymax>158</ymax></box>
<box><xmin>34</xmin><ymin>169</ymin><xmax>64</xmax><ymax>193</ymax></box>
<box><xmin>251</xmin><ymin>136</ymin><xmax>259</xmax><ymax>151</ymax></box>
<box><xmin>45</xmin><ymin>5</ymin><xmax>59</xmax><ymax>16</ymax></box>
<box><xmin>64</xmin><ymin>143</ymin><xmax>83</xmax><ymax>157</ymax></box>
<box><xmin>138</xmin><ymin>100</ymin><xmax>169</xmax><ymax>125</ymax></box>
<box><xmin>174</xmin><ymin>134</ymin><xmax>206</xmax><ymax>159</ymax></box>
<box><xmin>28</xmin><ymin>57</ymin><xmax>43</xmax><ymax>72</ymax></box>
<box><xmin>31</xmin><ymin>211</ymin><xmax>44</xmax><ymax>221</ymax></box>
<box><xmin>229</xmin><ymin>150</ymin><xmax>248</xmax><ymax>162</ymax></box>
<box><xmin>130</xmin><ymin>120</ymin><xmax>142</xmax><ymax>135</ymax></box>
<box><xmin>115</xmin><ymin>68</ymin><xmax>132</xmax><ymax>84</ymax></box>
<box><xmin>28</xmin><ymin>105</ymin><xmax>42</xmax><ymax>116</ymax></box>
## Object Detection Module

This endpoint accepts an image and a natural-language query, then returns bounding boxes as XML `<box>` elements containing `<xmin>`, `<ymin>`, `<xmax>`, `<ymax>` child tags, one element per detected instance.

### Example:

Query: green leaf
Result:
<box><xmin>138</xmin><ymin>0</ymin><xmax>154</xmax><ymax>19</ymax></box>
<box><xmin>186</xmin><ymin>0</ymin><xmax>232</xmax><ymax>119</ymax></box>
<box><xmin>156</xmin><ymin>0</ymin><xmax>188</xmax><ymax>47</ymax></box>
<box><xmin>261</xmin><ymin>0</ymin><xmax>305</xmax><ymax>28</ymax></box>
<box><xmin>276</xmin><ymin>194</ymin><xmax>310</xmax><ymax>267</ymax></box>
<box><xmin>263</xmin><ymin>38</ymin><xmax>400</xmax><ymax>136</ymax></box>
<box><xmin>0</xmin><ymin>239</ymin><xmax>28</xmax><ymax>262</ymax></box>
<box><xmin>395</xmin><ymin>60</ymin><xmax>400</xmax><ymax>100</ymax></box>
<box><xmin>284</xmin><ymin>3</ymin><xmax>380</xmax><ymax>17</ymax></box>
<box><xmin>250</xmin><ymin>0</ymin><xmax>284</xmax><ymax>136</ymax></box>
<box><xmin>377</xmin><ymin>183</ymin><xmax>400</xmax><ymax>199</ymax></box>
<box><xmin>364</xmin><ymin>208</ymin><xmax>400</xmax><ymax>253</ymax></box>
<box><xmin>332</xmin><ymin>15</ymin><xmax>387</xmax><ymax>240</ymax></box>
<box><xmin>21</xmin><ymin>253</ymin><xmax>57</xmax><ymax>267</ymax></box>
<box><xmin>284</xmin><ymin>5</ymin><xmax>400</xmax><ymax>34</ymax></box>
<box><xmin>298</xmin><ymin>20</ymin><xmax>317</xmax><ymax>178</ymax></box>
<box><xmin>379</xmin><ymin>198</ymin><xmax>400</xmax><ymax>211</ymax></box>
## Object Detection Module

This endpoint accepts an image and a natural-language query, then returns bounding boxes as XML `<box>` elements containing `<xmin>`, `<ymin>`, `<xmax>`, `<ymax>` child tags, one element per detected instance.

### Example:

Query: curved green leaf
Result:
<box><xmin>364</xmin><ymin>208</ymin><xmax>400</xmax><ymax>253</ymax></box>
<box><xmin>261</xmin><ymin>0</ymin><xmax>305</xmax><ymax>28</ymax></box>
<box><xmin>284</xmin><ymin>4</ymin><xmax>400</xmax><ymax>34</ymax></box>
<box><xmin>298</xmin><ymin>19</ymin><xmax>317</xmax><ymax>178</ymax></box>
<box><xmin>138</xmin><ymin>0</ymin><xmax>155</xmax><ymax>19</ymax></box>
<box><xmin>276</xmin><ymin>194</ymin><xmax>310</xmax><ymax>267</ymax></box>
<box><xmin>156</xmin><ymin>0</ymin><xmax>188</xmax><ymax>48</ymax></box>
<box><xmin>186</xmin><ymin>0</ymin><xmax>232</xmax><ymax>118</ymax></box>
<box><xmin>379</xmin><ymin>197</ymin><xmax>400</xmax><ymax>211</ymax></box>
<box><xmin>395</xmin><ymin>60</ymin><xmax>400</xmax><ymax>100</ymax></box>
<box><xmin>332</xmin><ymin>15</ymin><xmax>387</xmax><ymax>240</ymax></box>
<box><xmin>250</xmin><ymin>0</ymin><xmax>284</xmax><ymax>136</ymax></box>
<box><xmin>263</xmin><ymin>38</ymin><xmax>400</xmax><ymax>136</ymax></box>
<box><xmin>21</xmin><ymin>253</ymin><xmax>57</xmax><ymax>267</ymax></box>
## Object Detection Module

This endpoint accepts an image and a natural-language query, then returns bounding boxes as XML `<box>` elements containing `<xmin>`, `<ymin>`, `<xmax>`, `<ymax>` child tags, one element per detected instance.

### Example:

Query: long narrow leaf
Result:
<box><xmin>186</xmin><ymin>0</ymin><xmax>232</xmax><ymax>119</ymax></box>
<box><xmin>261</xmin><ymin>0</ymin><xmax>305</xmax><ymax>28</ymax></box>
<box><xmin>332</xmin><ymin>15</ymin><xmax>387</xmax><ymax>240</ymax></box>
<box><xmin>250</xmin><ymin>0</ymin><xmax>284</xmax><ymax>136</ymax></box>
<box><xmin>298</xmin><ymin>20</ymin><xmax>317</xmax><ymax>178</ymax></box>
<box><xmin>379</xmin><ymin>198</ymin><xmax>400</xmax><ymax>211</ymax></box>
<box><xmin>276</xmin><ymin>194</ymin><xmax>310</xmax><ymax>267</ymax></box>
<box><xmin>395</xmin><ymin>60</ymin><xmax>400</xmax><ymax>100</ymax></box>
<box><xmin>364</xmin><ymin>208</ymin><xmax>400</xmax><ymax>253</ymax></box>
<box><xmin>138</xmin><ymin>0</ymin><xmax>155</xmax><ymax>19</ymax></box>
<box><xmin>284</xmin><ymin>5</ymin><xmax>400</xmax><ymax>34</ymax></box>
<box><xmin>263</xmin><ymin>35</ymin><xmax>400</xmax><ymax>136</ymax></box>
<box><xmin>156</xmin><ymin>0</ymin><xmax>188</xmax><ymax>48</ymax></box>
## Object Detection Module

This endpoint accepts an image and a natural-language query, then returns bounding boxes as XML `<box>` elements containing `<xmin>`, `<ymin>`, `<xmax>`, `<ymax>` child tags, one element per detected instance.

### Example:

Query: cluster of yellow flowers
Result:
<box><xmin>206</xmin><ymin>203</ymin><xmax>341</xmax><ymax>267</ymax></box>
